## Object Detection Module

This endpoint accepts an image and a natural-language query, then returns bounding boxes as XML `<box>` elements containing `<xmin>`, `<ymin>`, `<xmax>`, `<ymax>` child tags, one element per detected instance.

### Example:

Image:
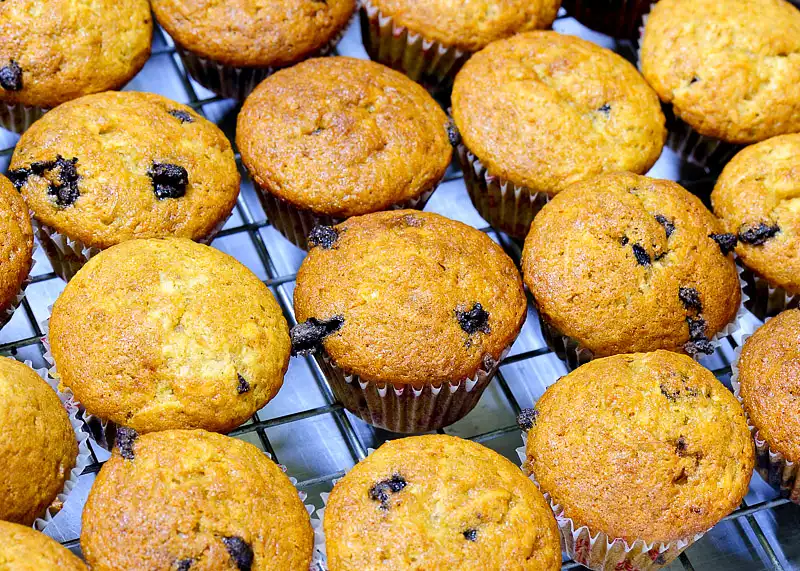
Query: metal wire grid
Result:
<box><xmin>0</xmin><ymin>12</ymin><xmax>797</xmax><ymax>571</ymax></box>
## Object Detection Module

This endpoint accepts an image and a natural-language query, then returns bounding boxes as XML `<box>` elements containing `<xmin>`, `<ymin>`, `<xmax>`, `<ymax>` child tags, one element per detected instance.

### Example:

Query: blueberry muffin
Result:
<box><xmin>292</xmin><ymin>210</ymin><xmax>526</xmax><ymax>432</ymax></box>
<box><xmin>0</xmin><ymin>0</ymin><xmax>152</xmax><ymax>132</ymax></box>
<box><xmin>522</xmin><ymin>351</ymin><xmax>754</xmax><ymax>569</ymax></box>
<box><xmin>49</xmin><ymin>238</ymin><xmax>290</xmax><ymax>440</ymax></box>
<box><xmin>9</xmin><ymin>91</ymin><xmax>239</xmax><ymax>281</ymax></box>
<box><xmin>325</xmin><ymin>435</ymin><xmax>561</xmax><ymax>570</ymax></box>
<box><xmin>452</xmin><ymin>31</ymin><xmax>666</xmax><ymax>237</ymax></box>
<box><xmin>0</xmin><ymin>521</ymin><xmax>87</xmax><ymax>570</ymax></box>
<box><xmin>361</xmin><ymin>0</ymin><xmax>561</xmax><ymax>88</ymax></box>
<box><xmin>564</xmin><ymin>0</ymin><xmax>651</xmax><ymax>38</ymax></box>
<box><xmin>0</xmin><ymin>173</ymin><xmax>33</xmax><ymax>328</ymax></box>
<box><xmin>735</xmin><ymin>309</ymin><xmax>800</xmax><ymax>501</ymax></box>
<box><xmin>711</xmin><ymin>134</ymin><xmax>800</xmax><ymax>319</ymax></box>
<box><xmin>0</xmin><ymin>357</ymin><xmax>77</xmax><ymax>526</ymax></box>
<box><xmin>81</xmin><ymin>429</ymin><xmax>313</xmax><ymax>571</ymax></box>
<box><xmin>151</xmin><ymin>0</ymin><xmax>356</xmax><ymax>100</ymax></box>
<box><xmin>522</xmin><ymin>173</ymin><xmax>741</xmax><ymax>369</ymax></box>
<box><xmin>237</xmin><ymin>57</ymin><xmax>452</xmax><ymax>248</ymax></box>
<box><xmin>641</xmin><ymin>0</ymin><xmax>800</xmax><ymax>168</ymax></box>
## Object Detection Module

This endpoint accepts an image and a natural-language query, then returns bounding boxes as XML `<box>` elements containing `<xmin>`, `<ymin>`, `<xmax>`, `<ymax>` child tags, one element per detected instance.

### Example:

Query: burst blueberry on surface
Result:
<box><xmin>0</xmin><ymin>59</ymin><xmax>23</xmax><ymax>91</ymax></box>
<box><xmin>148</xmin><ymin>162</ymin><xmax>188</xmax><ymax>200</ymax></box>
<box><xmin>455</xmin><ymin>303</ymin><xmax>490</xmax><ymax>334</ymax></box>
<box><xmin>116</xmin><ymin>427</ymin><xmax>138</xmax><ymax>460</ymax></box>
<box><xmin>308</xmin><ymin>224</ymin><xmax>338</xmax><ymax>249</ymax></box>
<box><xmin>709</xmin><ymin>233</ymin><xmax>738</xmax><ymax>255</ymax></box>
<box><xmin>221</xmin><ymin>536</ymin><xmax>254</xmax><ymax>571</ymax></box>
<box><xmin>289</xmin><ymin>316</ymin><xmax>344</xmax><ymax>356</ymax></box>
<box><xmin>738</xmin><ymin>223</ymin><xmax>780</xmax><ymax>246</ymax></box>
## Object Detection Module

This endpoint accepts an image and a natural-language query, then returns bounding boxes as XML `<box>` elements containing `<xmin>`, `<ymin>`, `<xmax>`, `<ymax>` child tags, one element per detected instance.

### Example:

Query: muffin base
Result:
<box><xmin>565</xmin><ymin>0</ymin><xmax>651</xmax><ymax>39</ymax></box>
<box><xmin>0</xmin><ymin>101</ymin><xmax>46</xmax><ymax>134</ymax></box>
<box><xmin>458</xmin><ymin>145</ymin><xmax>551</xmax><ymax>239</ymax></box>
<box><xmin>360</xmin><ymin>0</ymin><xmax>471</xmax><ymax>90</ymax></box>
<box><xmin>738</xmin><ymin>260</ymin><xmax>799</xmax><ymax>321</ymax></box>
<box><xmin>0</xmin><ymin>244</ymin><xmax>36</xmax><ymax>331</ymax></box>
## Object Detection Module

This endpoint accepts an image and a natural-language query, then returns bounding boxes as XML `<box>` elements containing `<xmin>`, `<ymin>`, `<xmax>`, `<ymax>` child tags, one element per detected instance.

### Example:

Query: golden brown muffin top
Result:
<box><xmin>293</xmin><ymin>211</ymin><xmax>526</xmax><ymax>385</ymax></box>
<box><xmin>9</xmin><ymin>91</ymin><xmax>239</xmax><ymax>250</ymax></box>
<box><xmin>370</xmin><ymin>0</ymin><xmax>561</xmax><ymax>52</ymax></box>
<box><xmin>0</xmin><ymin>521</ymin><xmax>87</xmax><ymax>570</ymax></box>
<box><xmin>524</xmin><ymin>351</ymin><xmax>754</xmax><ymax>543</ymax></box>
<box><xmin>0</xmin><ymin>174</ymin><xmax>33</xmax><ymax>314</ymax></box>
<box><xmin>711</xmin><ymin>134</ymin><xmax>800</xmax><ymax>294</ymax></box>
<box><xmin>238</xmin><ymin>57</ymin><xmax>452</xmax><ymax>218</ymax></box>
<box><xmin>152</xmin><ymin>0</ymin><xmax>355</xmax><ymax>68</ymax></box>
<box><xmin>737</xmin><ymin>309</ymin><xmax>800</xmax><ymax>462</ymax></box>
<box><xmin>522</xmin><ymin>173</ymin><xmax>741</xmax><ymax>358</ymax></box>
<box><xmin>0</xmin><ymin>357</ymin><xmax>77</xmax><ymax>526</ymax></box>
<box><xmin>0</xmin><ymin>0</ymin><xmax>151</xmax><ymax>109</ymax></box>
<box><xmin>81</xmin><ymin>429</ymin><xmax>313</xmax><ymax>571</ymax></box>
<box><xmin>50</xmin><ymin>238</ymin><xmax>290</xmax><ymax>434</ymax></box>
<box><xmin>452</xmin><ymin>32</ymin><xmax>665</xmax><ymax>194</ymax></box>
<box><xmin>325</xmin><ymin>435</ymin><xmax>561</xmax><ymax>571</ymax></box>
<box><xmin>641</xmin><ymin>0</ymin><xmax>800</xmax><ymax>144</ymax></box>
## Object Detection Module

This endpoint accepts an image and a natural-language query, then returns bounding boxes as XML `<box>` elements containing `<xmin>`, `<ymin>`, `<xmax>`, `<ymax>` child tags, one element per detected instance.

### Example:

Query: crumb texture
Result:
<box><xmin>0</xmin><ymin>174</ymin><xmax>32</xmax><ymax>313</ymax></box>
<box><xmin>0</xmin><ymin>521</ymin><xmax>87</xmax><ymax>569</ymax></box>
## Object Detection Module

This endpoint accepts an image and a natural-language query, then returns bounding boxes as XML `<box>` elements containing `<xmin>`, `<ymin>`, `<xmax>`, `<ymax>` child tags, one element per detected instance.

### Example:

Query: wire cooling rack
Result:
<box><xmin>1</xmin><ymin>9</ymin><xmax>799</xmax><ymax>571</ymax></box>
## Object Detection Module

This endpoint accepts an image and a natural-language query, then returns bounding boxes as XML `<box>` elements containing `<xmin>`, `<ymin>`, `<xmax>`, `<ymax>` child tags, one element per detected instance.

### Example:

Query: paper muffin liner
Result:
<box><xmin>737</xmin><ymin>259</ymin><xmax>799</xmax><ymax>321</ymax></box>
<box><xmin>359</xmin><ymin>0</ymin><xmax>471</xmax><ymax>90</ymax></box>
<box><xmin>458</xmin><ymin>145</ymin><xmax>550</xmax><ymax>239</ymax></box>
<box><xmin>516</xmin><ymin>434</ymin><xmax>704</xmax><ymax>570</ymax></box>
<box><xmin>0</xmin><ymin>241</ymin><xmax>37</xmax><ymax>331</ymax></box>
<box><xmin>0</xmin><ymin>101</ymin><xmax>46</xmax><ymax>134</ymax></box>
<box><xmin>564</xmin><ymin>0</ymin><xmax>652</xmax><ymax>39</ymax></box>
<box><xmin>313</xmin><ymin>343</ymin><xmax>512</xmax><ymax>433</ymax></box>
<box><xmin>731</xmin><ymin>336</ymin><xmax>800</xmax><ymax>503</ymax></box>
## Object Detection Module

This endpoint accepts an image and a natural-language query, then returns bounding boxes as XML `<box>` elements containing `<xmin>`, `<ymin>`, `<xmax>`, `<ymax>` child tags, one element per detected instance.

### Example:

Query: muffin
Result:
<box><xmin>151</xmin><ymin>0</ymin><xmax>355</xmax><ymax>100</ymax></box>
<box><xmin>522</xmin><ymin>172</ymin><xmax>741</xmax><ymax>370</ymax></box>
<box><xmin>81</xmin><ymin>429</ymin><xmax>313</xmax><ymax>571</ymax></box>
<box><xmin>361</xmin><ymin>0</ymin><xmax>560</xmax><ymax>89</ymax></box>
<box><xmin>711</xmin><ymin>134</ymin><xmax>800</xmax><ymax>319</ymax></box>
<box><xmin>49</xmin><ymin>238</ymin><xmax>290</xmax><ymax>445</ymax></box>
<box><xmin>0</xmin><ymin>0</ymin><xmax>152</xmax><ymax>133</ymax></box>
<box><xmin>641</xmin><ymin>0</ymin><xmax>800</xmax><ymax>170</ymax></box>
<box><xmin>564</xmin><ymin>0</ymin><xmax>651</xmax><ymax>38</ymax></box>
<box><xmin>521</xmin><ymin>351</ymin><xmax>754</xmax><ymax>570</ymax></box>
<box><xmin>733</xmin><ymin>309</ymin><xmax>800</xmax><ymax>502</ymax></box>
<box><xmin>8</xmin><ymin>91</ymin><xmax>239</xmax><ymax>281</ymax></box>
<box><xmin>0</xmin><ymin>357</ymin><xmax>78</xmax><ymax>526</ymax></box>
<box><xmin>292</xmin><ymin>210</ymin><xmax>526</xmax><ymax>432</ymax></box>
<box><xmin>452</xmin><ymin>31</ymin><xmax>666</xmax><ymax>237</ymax></box>
<box><xmin>237</xmin><ymin>57</ymin><xmax>452</xmax><ymax>249</ymax></box>
<box><xmin>0</xmin><ymin>173</ymin><xmax>34</xmax><ymax>329</ymax></box>
<box><xmin>0</xmin><ymin>521</ymin><xmax>87</xmax><ymax>570</ymax></box>
<box><xmin>324</xmin><ymin>435</ymin><xmax>561</xmax><ymax>570</ymax></box>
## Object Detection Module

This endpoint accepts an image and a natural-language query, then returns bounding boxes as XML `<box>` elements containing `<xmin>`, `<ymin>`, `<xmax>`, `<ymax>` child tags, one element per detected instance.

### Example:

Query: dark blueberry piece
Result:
<box><xmin>290</xmin><ymin>315</ymin><xmax>344</xmax><ymax>356</ymax></box>
<box><xmin>455</xmin><ymin>303</ymin><xmax>490</xmax><ymax>334</ymax></box>
<box><xmin>6</xmin><ymin>167</ymin><xmax>31</xmax><ymax>190</ymax></box>
<box><xmin>463</xmin><ymin>529</ymin><xmax>478</xmax><ymax>541</ymax></box>
<box><xmin>632</xmin><ymin>244</ymin><xmax>651</xmax><ymax>266</ymax></box>
<box><xmin>689</xmin><ymin>76</ymin><xmax>700</xmax><ymax>85</ymax></box>
<box><xmin>175</xmin><ymin>559</ymin><xmax>194</xmax><ymax>571</ymax></box>
<box><xmin>47</xmin><ymin>156</ymin><xmax>80</xmax><ymax>207</ymax></box>
<box><xmin>685</xmin><ymin>338</ymin><xmax>714</xmax><ymax>356</ymax></box>
<box><xmin>738</xmin><ymin>223</ymin><xmax>780</xmax><ymax>246</ymax></box>
<box><xmin>654</xmin><ymin>214</ymin><xmax>675</xmax><ymax>238</ymax></box>
<box><xmin>116</xmin><ymin>427</ymin><xmax>138</xmax><ymax>460</ymax></box>
<box><xmin>236</xmin><ymin>373</ymin><xmax>250</xmax><ymax>394</ymax></box>
<box><xmin>686</xmin><ymin>316</ymin><xmax>706</xmax><ymax>340</ymax></box>
<box><xmin>446</xmin><ymin>119</ymin><xmax>461</xmax><ymax>147</ymax></box>
<box><xmin>148</xmin><ymin>162</ymin><xmax>188</xmax><ymax>200</ymax></box>
<box><xmin>369</xmin><ymin>474</ymin><xmax>407</xmax><ymax>509</ymax></box>
<box><xmin>620</xmin><ymin>236</ymin><xmax>629</xmax><ymax>246</ymax></box>
<box><xmin>660</xmin><ymin>384</ymin><xmax>679</xmax><ymax>402</ymax></box>
<box><xmin>517</xmin><ymin>408</ymin><xmax>538</xmax><ymax>431</ymax></box>
<box><xmin>675</xmin><ymin>436</ymin><xmax>687</xmax><ymax>456</ymax></box>
<box><xmin>168</xmin><ymin>109</ymin><xmax>194</xmax><ymax>123</ymax></box>
<box><xmin>308</xmin><ymin>224</ymin><xmax>338</xmax><ymax>249</ymax></box>
<box><xmin>597</xmin><ymin>103</ymin><xmax>611</xmax><ymax>115</ymax></box>
<box><xmin>709</xmin><ymin>233</ymin><xmax>738</xmax><ymax>255</ymax></box>
<box><xmin>221</xmin><ymin>537</ymin><xmax>254</xmax><ymax>571</ymax></box>
<box><xmin>678</xmin><ymin>287</ymin><xmax>702</xmax><ymax>312</ymax></box>
<box><xmin>0</xmin><ymin>59</ymin><xmax>23</xmax><ymax>91</ymax></box>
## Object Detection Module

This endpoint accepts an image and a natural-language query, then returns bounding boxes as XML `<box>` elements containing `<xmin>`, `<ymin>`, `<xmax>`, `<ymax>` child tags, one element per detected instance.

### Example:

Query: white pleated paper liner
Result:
<box><xmin>731</xmin><ymin>333</ymin><xmax>800</xmax><ymax>503</ymax></box>
<box><xmin>0</xmin><ymin>240</ymin><xmax>37</xmax><ymax>331</ymax></box>
<box><xmin>359</xmin><ymin>0</ymin><xmax>471</xmax><ymax>90</ymax></box>
<box><xmin>737</xmin><ymin>258</ymin><xmax>800</xmax><ymax>321</ymax></box>
<box><xmin>0</xmin><ymin>101</ymin><xmax>46</xmax><ymax>134</ymax></box>
<box><xmin>516</xmin><ymin>433</ymin><xmax>704</xmax><ymax>570</ymax></box>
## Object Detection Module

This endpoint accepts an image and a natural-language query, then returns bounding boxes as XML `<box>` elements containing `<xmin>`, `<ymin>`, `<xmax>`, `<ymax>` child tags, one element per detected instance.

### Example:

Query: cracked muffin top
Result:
<box><xmin>10</xmin><ymin>92</ymin><xmax>239</xmax><ymax>250</ymax></box>
<box><xmin>451</xmin><ymin>31</ymin><xmax>665</xmax><ymax>195</ymax></box>
<box><xmin>523</xmin><ymin>351</ymin><xmax>754</xmax><ymax>543</ymax></box>
<box><xmin>368</xmin><ymin>0</ymin><xmax>561</xmax><ymax>52</ymax></box>
<box><xmin>152</xmin><ymin>0</ymin><xmax>355</xmax><ymax>68</ymax></box>
<box><xmin>325</xmin><ymin>435</ymin><xmax>561</xmax><ymax>571</ymax></box>
<box><xmin>0</xmin><ymin>521</ymin><xmax>87</xmax><ymax>570</ymax></box>
<box><xmin>238</xmin><ymin>57</ymin><xmax>452</xmax><ymax>218</ymax></box>
<box><xmin>292</xmin><ymin>210</ymin><xmax>526</xmax><ymax>385</ymax></box>
<box><xmin>81</xmin><ymin>429</ymin><xmax>313</xmax><ymax>571</ymax></box>
<box><xmin>0</xmin><ymin>0</ymin><xmax>151</xmax><ymax>109</ymax></box>
<box><xmin>736</xmin><ymin>309</ymin><xmax>800</xmax><ymax>463</ymax></box>
<box><xmin>641</xmin><ymin>0</ymin><xmax>800</xmax><ymax>144</ymax></box>
<box><xmin>711</xmin><ymin>134</ymin><xmax>800</xmax><ymax>294</ymax></box>
<box><xmin>522</xmin><ymin>172</ymin><xmax>741</xmax><ymax>358</ymax></box>
<box><xmin>49</xmin><ymin>238</ymin><xmax>290</xmax><ymax>435</ymax></box>
<box><xmin>0</xmin><ymin>357</ymin><xmax>77</xmax><ymax>526</ymax></box>
<box><xmin>0</xmin><ymin>174</ymin><xmax>33</xmax><ymax>316</ymax></box>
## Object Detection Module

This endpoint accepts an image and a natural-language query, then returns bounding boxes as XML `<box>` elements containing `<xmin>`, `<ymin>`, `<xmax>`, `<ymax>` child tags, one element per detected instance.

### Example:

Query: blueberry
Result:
<box><xmin>308</xmin><ymin>225</ymin><xmax>338</xmax><ymax>249</ymax></box>
<box><xmin>369</xmin><ymin>474</ymin><xmax>407</xmax><ymax>509</ymax></box>
<box><xmin>686</xmin><ymin>316</ymin><xmax>706</xmax><ymax>340</ymax></box>
<box><xmin>632</xmin><ymin>244</ymin><xmax>651</xmax><ymax>266</ymax></box>
<box><xmin>684</xmin><ymin>338</ymin><xmax>714</xmax><ymax>356</ymax></box>
<box><xmin>709</xmin><ymin>233</ymin><xmax>738</xmax><ymax>255</ymax></box>
<box><xmin>517</xmin><ymin>408</ymin><xmax>538</xmax><ymax>431</ymax></box>
<box><xmin>654</xmin><ymin>214</ymin><xmax>675</xmax><ymax>238</ymax></box>
<box><xmin>6</xmin><ymin>167</ymin><xmax>31</xmax><ymax>190</ymax></box>
<box><xmin>463</xmin><ymin>529</ymin><xmax>478</xmax><ymax>541</ymax></box>
<box><xmin>221</xmin><ymin>537</ymin><xmax>254</xmax><ymax>571</ymax></box>
<box><xmin>148</xmin><ymin>162</ymin><xmax>188</xmax><ymax>200</ymax></box>
<box><xmin>455</xmin><ymin>303</ymin><xmax>490</xmax><ymax>334</ymax></box>
<box><xmin>116</xmin><ymin>427</ymin><xmax>138</xmax><ymax>460</ymax></box>
<box><xmin>236</xmin><ymin>374</ymin><xmax>250</xmax><ymax>394</ymax></box>
<box><xmin>0</xmin><ymin>60</ymin><xmax>22</xmax><ymax>91</ymax></box>
<box><xmin>168</xmin><ymin>109</ymin><xmax>194</xmax><ymax>123</ymax></box>
<box><xmin>175</xmin><ymin>559</ymin><xmax>193</xmax><ymax>571</ymax></box>
<box><xmin>620</xmin><ymin>236</ymin><xmax>629</xmax><ymax>246</ymax></box>
<box><xmin>738</xmin><ymin>223</ymin><xmax>780</xmax><ymax>246</ymax></box>
<box><xmin>289</xmin><ymin>316</ymin><xmax>344</xmax><ymax>356</ymax></box>
<box><xmin>660</xmin><ymin>384</ymin><xmax>679</xmax><ymax>402</ymax></box>
<box><xmin>18</xmin><ymin>156</ymin><xmax>81</xmax><ymax>207</ymax></box>
<box><xmin>678</xmin><ymin>287</ymin><xmax>702</xmax><ymax>312</ymax></box>
<box><xmin>597</xmin><ymin>103</ymin><xmax>611</xmax><ymax>115</ymax></box>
